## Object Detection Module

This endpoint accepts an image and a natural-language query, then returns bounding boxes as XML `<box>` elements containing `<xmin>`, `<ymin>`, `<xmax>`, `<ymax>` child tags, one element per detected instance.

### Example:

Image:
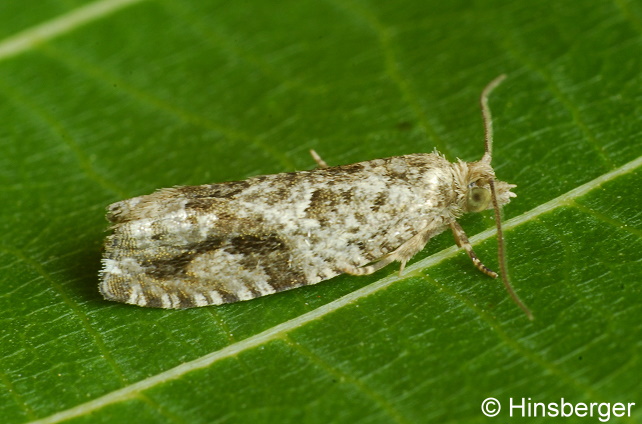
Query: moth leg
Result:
<box><xmin>309</xmin><ymin>149</ymin><xmax>329</xmax><ymax>168</ymax></box>
<box><xmin>449</xmin><ymin>221</ymin><xmax>498</xmax><ymax>278</ymax></box>
<box><xmin>340</xmin><ymin>227</ymin><xmax>434</xmax><ymax>276</ymax></box>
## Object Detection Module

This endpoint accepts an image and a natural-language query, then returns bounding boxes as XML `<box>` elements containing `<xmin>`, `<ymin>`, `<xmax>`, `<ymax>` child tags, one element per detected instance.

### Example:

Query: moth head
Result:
<box><xmin>460</xmin><ymin>160</ymin><xmax>516</xmax><ymax>213</ymax></box>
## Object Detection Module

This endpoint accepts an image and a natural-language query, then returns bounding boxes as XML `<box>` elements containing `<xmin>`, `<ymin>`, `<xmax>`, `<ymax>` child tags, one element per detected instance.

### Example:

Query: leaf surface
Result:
<box><xmin>0</xmin><ymin>0</ymin><xmax>641</xmax><ymax>423</ymax></box>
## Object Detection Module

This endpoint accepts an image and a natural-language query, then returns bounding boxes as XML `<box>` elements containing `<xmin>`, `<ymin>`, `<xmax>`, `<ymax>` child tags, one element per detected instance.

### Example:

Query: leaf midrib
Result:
<box><xmin>0</xmin><ymin>0</ymin><xmax>148</xmax><ymax>61</ymax></box>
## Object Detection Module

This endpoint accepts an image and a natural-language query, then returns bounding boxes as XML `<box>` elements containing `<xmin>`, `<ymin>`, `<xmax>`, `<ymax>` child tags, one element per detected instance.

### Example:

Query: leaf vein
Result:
<box><xmin>327</xmin><ymin>0</ymin><xmax>449</xmax><ymax>155</ymax></box>
<box><xmin>282</xmin><ymin>335</ymin><xmax>412</xmax><ymax>424</ymax></box>
<box><xmin>38</xmin><ymin>43</ymin><xmax>296</xmax><ymax>172</ymax></box>
<box><xmin>0</xmin><ymin>245</ymin><xmax>130</xmax><ymax>391</ymax></box>
<box><xmin>571</xmin><ymin>201</ymin><xmax>642</xmax><ymax>238</ymax></box>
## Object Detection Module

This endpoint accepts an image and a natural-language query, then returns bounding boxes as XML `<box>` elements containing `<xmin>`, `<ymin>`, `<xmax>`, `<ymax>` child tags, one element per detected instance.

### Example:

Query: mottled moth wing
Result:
<box><xmin>100</xmin><ymin>153</ymin><xmax>475</xmax><ymax>309</ymax></box>
<box><xmin>99</xmin><ymin>75</ymin><xmax>532</xmax><ymax>316</ymax></box>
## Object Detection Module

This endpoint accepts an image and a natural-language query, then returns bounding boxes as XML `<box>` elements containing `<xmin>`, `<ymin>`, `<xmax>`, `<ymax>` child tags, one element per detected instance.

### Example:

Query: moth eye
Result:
<box><xmin>466</xmin><ymin>187</ymin><xmax>491</xmax><ymax>212</ymax></box>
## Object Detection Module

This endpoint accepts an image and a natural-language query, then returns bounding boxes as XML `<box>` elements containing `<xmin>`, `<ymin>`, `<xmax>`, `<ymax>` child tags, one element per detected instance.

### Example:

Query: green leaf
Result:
<box><xmin>1</xmin><ymin>0</ymin><xmax>641</xmax><ymax>423</ymax></box>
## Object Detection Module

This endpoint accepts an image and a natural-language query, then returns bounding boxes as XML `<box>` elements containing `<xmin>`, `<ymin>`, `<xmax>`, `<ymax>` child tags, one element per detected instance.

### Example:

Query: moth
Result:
<box><xmin>100</xmin><ymin>75</ymin><xmax>532</xmax><ymax>319</ymax></box>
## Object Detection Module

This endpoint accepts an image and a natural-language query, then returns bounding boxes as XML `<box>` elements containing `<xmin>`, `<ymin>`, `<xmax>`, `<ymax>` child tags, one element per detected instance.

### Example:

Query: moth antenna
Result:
<box><xmin>480</xmin><ymin>74</ymin><xmax>506</xmax><ymax>164</ymax></box>
<box><xmin>481</xmin><ymin>75</ymin><xmax>532</xmax><ymax>319</ymax></box>
<box><xmin>489</xmin><ymin>180</ymin><xmax>533</xmax><ymax>320</ymax></box>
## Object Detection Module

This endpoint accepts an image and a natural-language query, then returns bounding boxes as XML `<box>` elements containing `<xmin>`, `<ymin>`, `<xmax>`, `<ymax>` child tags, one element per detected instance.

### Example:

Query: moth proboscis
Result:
<box><xmin>100</xmin><ymin>75</ymin><xmax>533</xmax><ymax>320</ymax></box>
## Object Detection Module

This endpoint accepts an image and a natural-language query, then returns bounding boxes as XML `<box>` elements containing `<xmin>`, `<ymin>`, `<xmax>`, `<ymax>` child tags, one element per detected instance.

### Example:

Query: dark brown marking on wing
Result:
<box><xmin>213</xmin><ymin>289</ymin><xmax>240</xmax><ymax>304</ymax></box>
<box><xmin>227</xmin><ymin>235</ymin><xmax>308</xmax><ymax>292</ymax></box>
<box><xmin>370</xmin><ymin>192</ymin><xmax>388</xmax><ymax>212</ymax></box>
<box><xmin>143</xmin><ymin>236</ymin><xmax>227</xmax><ymax>279</ymax></box>
<box><xmin>142</xmin><ymin>234</ymin><xmax>308</xmax><ymax>294</ymax></box>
